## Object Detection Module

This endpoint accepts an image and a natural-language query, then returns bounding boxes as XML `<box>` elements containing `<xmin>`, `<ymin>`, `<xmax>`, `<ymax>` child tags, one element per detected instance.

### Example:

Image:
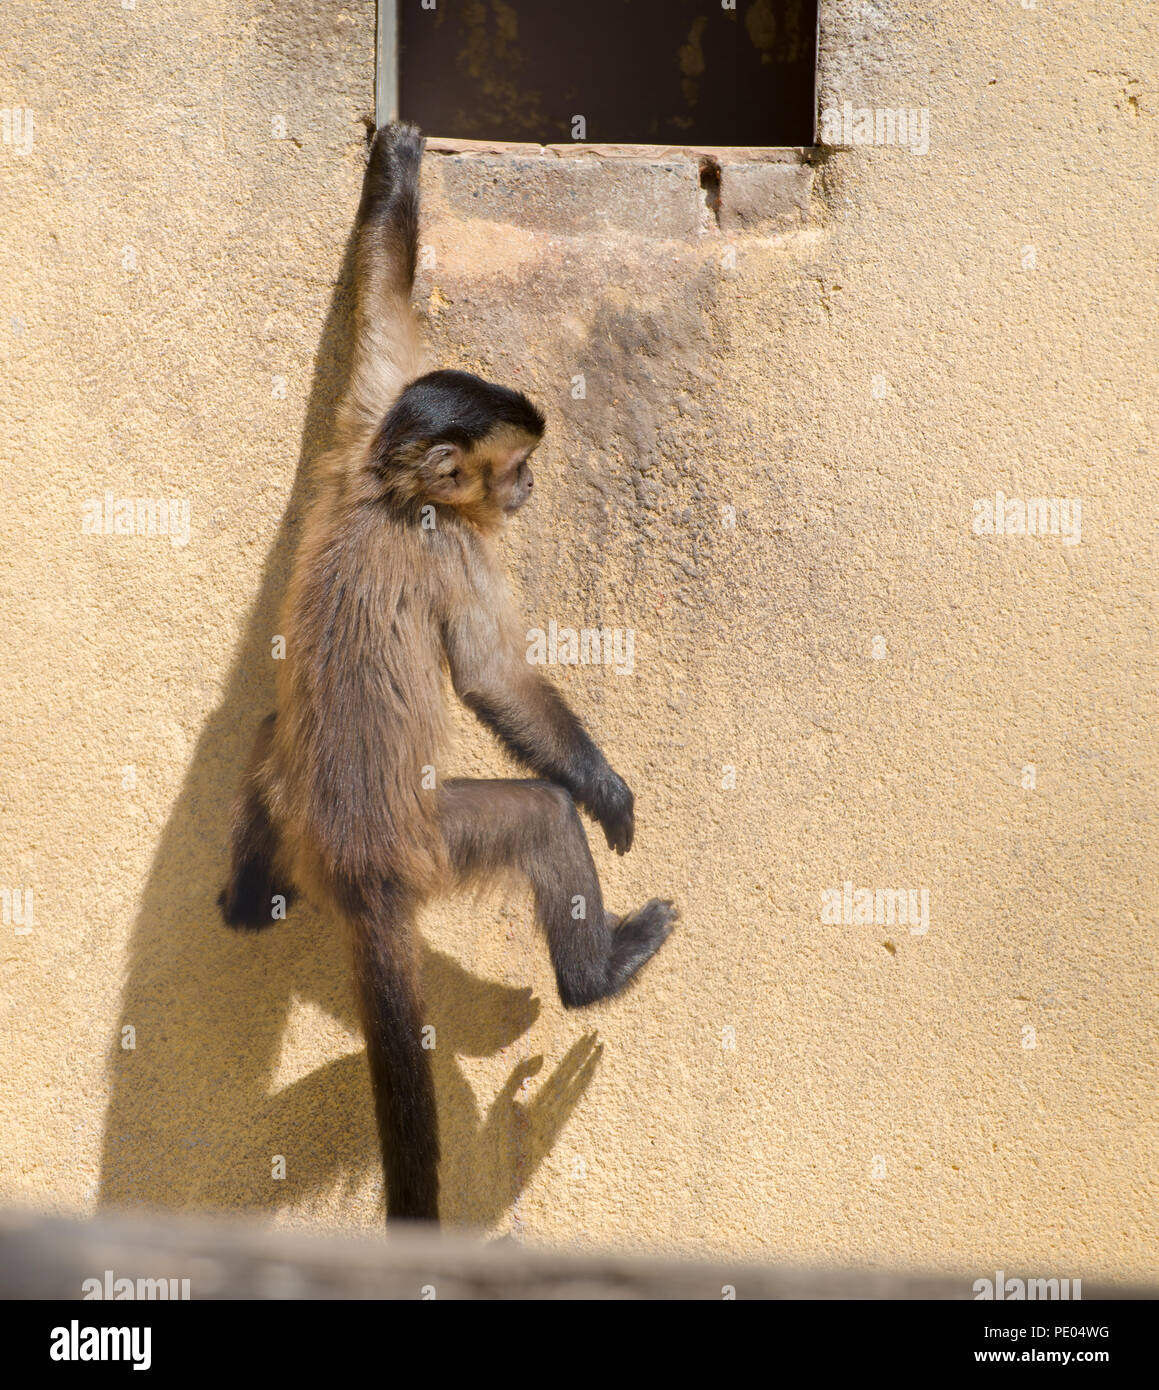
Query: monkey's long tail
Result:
<box><xmin>345</xmin><ymin>879</ymin><xmax>440</xmax><ymax>1223</ymax></box>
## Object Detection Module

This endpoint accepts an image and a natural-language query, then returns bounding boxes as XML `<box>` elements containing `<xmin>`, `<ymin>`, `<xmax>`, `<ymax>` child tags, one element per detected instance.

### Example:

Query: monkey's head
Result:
<box><xmin>371</xmin><ymin>369</ymin><xmax>545</xmax><ymax>532</ymax></box>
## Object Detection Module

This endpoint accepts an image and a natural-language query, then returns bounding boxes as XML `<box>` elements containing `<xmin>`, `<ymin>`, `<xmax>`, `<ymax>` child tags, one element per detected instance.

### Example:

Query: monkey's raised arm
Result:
<box><xmin>442</xmin><ymin>579</ymin><xmax>635</xmax><ymax>855</ymax></box>
<box><xmin>338</xmin><ymin>124</ymin><xmax>429</xmax><ymax>453</ymax></box>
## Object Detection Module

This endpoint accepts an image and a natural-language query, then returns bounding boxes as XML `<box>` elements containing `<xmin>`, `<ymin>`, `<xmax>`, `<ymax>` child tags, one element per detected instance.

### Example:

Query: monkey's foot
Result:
<box><xmin>218</xmin><ymin>873</ymin><xmax>295</xmax><ymax>931</ymax></box>
<box><xmin>606</xmin><ymin>898</ymin><xmax>677</xmax><ymax>996</ymax></box>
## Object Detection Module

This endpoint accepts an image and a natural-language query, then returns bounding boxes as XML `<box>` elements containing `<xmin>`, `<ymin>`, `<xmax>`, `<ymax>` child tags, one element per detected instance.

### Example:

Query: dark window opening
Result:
<box><xmin>396</xmin><ymin>1</ymin><xmax>818</xmax><ymax>147</ymax></box>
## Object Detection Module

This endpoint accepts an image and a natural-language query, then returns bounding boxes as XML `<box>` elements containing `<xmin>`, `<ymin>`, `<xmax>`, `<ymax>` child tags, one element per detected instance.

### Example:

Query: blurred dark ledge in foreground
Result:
<box><xmin>0</xmin><ymin>1208</ymin><xmax>1151</xmax><ymax>1300</ymax></box>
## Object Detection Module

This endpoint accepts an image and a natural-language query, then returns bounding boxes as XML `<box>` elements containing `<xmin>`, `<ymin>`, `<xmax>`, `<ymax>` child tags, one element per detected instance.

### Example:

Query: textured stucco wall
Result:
<box><xmin>1</xmin><ymin>2</ymin><xmax>1154</xmax><ymax>1283</ymax></box>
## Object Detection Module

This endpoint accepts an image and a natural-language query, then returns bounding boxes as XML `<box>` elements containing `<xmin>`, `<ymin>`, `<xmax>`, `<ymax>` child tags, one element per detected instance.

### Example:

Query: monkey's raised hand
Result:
<box><xmin>363</xmin><ymin>120</ymin><xmax>425</xmax><ymax>215</ymax></box>
<box><xmin>587</xmin><ymin>767</ymin><xmax>635</xmax><ymax>855</ymax></box>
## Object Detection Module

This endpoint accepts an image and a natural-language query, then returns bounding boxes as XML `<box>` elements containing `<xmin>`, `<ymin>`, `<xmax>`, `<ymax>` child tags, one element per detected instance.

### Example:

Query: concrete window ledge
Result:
<box><xmin>422</xmin><ymin>138</ymin><xmax>816</xmax><ymax>237</ymax></box>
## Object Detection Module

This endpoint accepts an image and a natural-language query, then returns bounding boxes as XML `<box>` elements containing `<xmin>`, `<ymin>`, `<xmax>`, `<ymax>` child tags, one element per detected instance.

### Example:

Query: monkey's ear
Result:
<box><xmin>420</xmin><ymin>443</ymin><xmax>468</xmax><ymax>502</ymax></box>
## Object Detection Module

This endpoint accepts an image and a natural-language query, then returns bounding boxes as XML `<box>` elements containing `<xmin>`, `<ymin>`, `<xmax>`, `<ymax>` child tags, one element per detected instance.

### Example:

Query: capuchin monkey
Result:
<box><xmin>219</xmin><ymin>123</ymin><xmax>676</xmax><ymax>1224</ymax></box>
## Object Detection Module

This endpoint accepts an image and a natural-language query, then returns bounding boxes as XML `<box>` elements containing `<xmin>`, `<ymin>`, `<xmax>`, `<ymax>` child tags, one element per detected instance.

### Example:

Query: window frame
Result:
<box><xmin>374</xmin><ymin>0</ymin><xmax>819</xmax><ymax>154</ymax></box>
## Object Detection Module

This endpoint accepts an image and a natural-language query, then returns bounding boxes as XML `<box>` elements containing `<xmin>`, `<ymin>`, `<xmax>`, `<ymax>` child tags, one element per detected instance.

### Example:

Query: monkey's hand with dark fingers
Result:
<box><xmin>584</xmin><ymin>766</ymin><xmax>635</xmax><ymax>855</ymax></box>
<box><xmin>362</xmin><ymin>119</ymin><xmax>425</xmax><ymax>212</ymax></box>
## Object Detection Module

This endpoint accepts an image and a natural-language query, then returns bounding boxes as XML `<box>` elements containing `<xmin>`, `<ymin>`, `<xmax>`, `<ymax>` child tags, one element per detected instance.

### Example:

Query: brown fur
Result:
<box><xmin>220</xmin><ymin>123</ymin><xmax>675</xmax><ymax>1224</ymax></box>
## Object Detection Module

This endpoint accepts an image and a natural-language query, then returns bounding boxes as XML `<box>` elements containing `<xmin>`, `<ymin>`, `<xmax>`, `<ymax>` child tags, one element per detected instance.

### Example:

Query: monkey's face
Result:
<box><xmin>419</xmin><ymin>426</ymin><xmax>541</xmax><ymax>531</ymax></box>
<box><xmin>494</xmin><ymin>449</ymin><xmax>536</xmax><ymax>516</ymax></box>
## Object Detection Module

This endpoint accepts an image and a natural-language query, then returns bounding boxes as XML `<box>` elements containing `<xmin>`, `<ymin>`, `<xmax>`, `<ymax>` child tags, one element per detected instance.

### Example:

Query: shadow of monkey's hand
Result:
<box><xmin>475</xmin><ymin>1032</ymin><xmax>604</xmax><ymax>1216</ymax></box>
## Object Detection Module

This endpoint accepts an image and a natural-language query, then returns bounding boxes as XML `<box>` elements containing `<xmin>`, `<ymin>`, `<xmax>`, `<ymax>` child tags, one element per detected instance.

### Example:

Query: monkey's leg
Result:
<box><xmin>219</xmin><ymin>714</ymin><xmax>294</xmax><ymax>929</ymax></box>
<box><xmin>439</xmin><ymin>779</ymin><xmax>675</xmax><ymax>1008</ymax></box>
<box><xmin>341</xmin><ymin>878</ymin><xmax>439</xmax><ymax>1223</ymax></box>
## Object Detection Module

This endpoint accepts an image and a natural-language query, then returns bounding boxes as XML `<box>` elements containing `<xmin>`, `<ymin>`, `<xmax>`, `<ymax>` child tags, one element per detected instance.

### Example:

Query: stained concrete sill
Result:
<box><xmin>424</xmin><ymin>137</ymin><xmax>814</xmax><ymax>163</ymax></box>
<box><xmin>423</xmin><ymin>137</ymin><xmax>817</xmax><ymax>237</ymax></box>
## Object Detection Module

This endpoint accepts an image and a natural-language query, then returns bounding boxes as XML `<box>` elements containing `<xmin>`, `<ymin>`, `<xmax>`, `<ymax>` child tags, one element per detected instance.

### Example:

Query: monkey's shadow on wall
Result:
<box><xmin>96</xmin><ymin>218</ymin><xmax>600</xmax><ymax>1230</ymax></box>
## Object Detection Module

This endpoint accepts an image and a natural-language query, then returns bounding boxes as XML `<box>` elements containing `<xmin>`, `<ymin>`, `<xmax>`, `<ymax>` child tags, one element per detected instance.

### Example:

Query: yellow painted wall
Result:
<box><xmin>1</xmin><ymin>2</ymin><xmax>1154</xmax><ymax>1283</ymax></box>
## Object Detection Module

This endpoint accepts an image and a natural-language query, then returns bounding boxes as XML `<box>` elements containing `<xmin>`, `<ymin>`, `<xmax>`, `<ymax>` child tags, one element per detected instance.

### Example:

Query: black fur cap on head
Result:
<box><xmin>373</xmin><ymin>369</ymin><xmax>546</xmax><ymax>463</ymax></box>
